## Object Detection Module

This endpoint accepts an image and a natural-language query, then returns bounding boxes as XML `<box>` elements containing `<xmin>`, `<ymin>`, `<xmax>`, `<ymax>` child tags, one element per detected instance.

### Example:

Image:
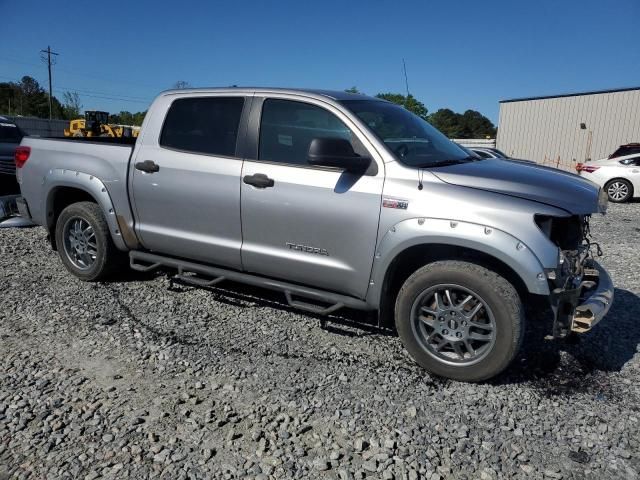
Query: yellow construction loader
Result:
<box><xmin>64</xmin><ymin>111</ymin><xmax>140</xmax><ymax>138</ymax></box>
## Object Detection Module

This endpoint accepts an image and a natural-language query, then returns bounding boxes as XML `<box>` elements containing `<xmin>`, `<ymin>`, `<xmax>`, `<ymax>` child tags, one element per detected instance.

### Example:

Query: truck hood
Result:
<box><xmin>430</xmin><ymin>159</ymin><xmax>600</xmax><ymax>214</ymax></box>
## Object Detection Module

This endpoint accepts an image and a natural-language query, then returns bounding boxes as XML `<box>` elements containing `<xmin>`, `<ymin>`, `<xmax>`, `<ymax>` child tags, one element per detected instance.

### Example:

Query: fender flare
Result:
<box><xmin>365</xmin><ymin>217</ymin><xmax>550</xmax><ymax>309</ymax></box>
<box><xmin>44</xmin><ymin>168</ymin><xmax>127</xmax><ymax>251</ymax></box>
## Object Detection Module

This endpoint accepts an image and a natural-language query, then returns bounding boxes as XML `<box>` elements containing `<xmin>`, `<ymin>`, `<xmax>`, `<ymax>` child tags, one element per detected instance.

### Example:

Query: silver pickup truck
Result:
<box><xmin>15</xmin><ymin>88</ymin><xmax>613</xmax><ymax>381</ymax></box>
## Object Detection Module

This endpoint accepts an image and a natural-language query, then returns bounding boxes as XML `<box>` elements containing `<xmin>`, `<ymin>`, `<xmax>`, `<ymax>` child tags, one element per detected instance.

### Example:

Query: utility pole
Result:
<box><xmin>40</xmin><ymin>46</ymin><xmax>59</xmax><ymax>119</ymax></box>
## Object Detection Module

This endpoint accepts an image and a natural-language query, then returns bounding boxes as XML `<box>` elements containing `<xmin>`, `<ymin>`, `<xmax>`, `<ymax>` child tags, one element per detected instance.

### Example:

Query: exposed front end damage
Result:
<box><xmin>537</xmin><ymin>214</ymin><xmax>614</xmax><ymax>337</ymax></box>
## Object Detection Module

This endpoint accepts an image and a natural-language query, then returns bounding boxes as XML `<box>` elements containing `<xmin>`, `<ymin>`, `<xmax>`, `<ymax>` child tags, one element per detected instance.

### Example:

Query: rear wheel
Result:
<box><xmin>605</xmin><ymin>179</ymin><xmax>632</xmax><ymax>202</ymax></box>
<box><xmin>395</xmin><ymin>261</ymin><xmax>524</xmax><ymax>382</ymax></box>
<box><xmin>55</xmin><ymin>201</ymin><xmax>123</xmax><ymax>281</ymax></box>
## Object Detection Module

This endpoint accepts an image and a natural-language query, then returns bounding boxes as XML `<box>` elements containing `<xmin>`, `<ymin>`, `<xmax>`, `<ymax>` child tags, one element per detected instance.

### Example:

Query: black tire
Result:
<box><xmin>604</xmin><ymin>178</ymin><xmax>633</xmax><ymax>203</ymax></box>
<box><xmin>55</xmin><ymin>201</ymin><xmax>123</xmax><ymax>281</ymax></box>
<box><xmin>395</xmin><ymin>260</ymin><xmax>524</xmax><ymax>382</ymax></box>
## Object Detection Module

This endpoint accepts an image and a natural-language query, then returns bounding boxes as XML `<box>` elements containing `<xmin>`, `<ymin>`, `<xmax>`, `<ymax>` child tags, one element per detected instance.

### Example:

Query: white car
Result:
<box><xmin>469</xmin><ymin>147</ymin><xmax>509</xmax><ymax>159</ymax></box>
<box><xmin>577</xmin><ymin>153</ymin><xmax>640</xmax><ymax>203</ymax></box>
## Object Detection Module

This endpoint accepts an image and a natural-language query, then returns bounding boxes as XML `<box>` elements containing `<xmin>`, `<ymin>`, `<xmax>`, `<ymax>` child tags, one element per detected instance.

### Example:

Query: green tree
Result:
<box><xmin>344</xmin><ymin>86</ymin><xmax>360</xmax><ymax>94</ymax></box>
<box><xmin>375</xmin><ymin>92</ymin><xmax>429</xmax><ymax>120</ymax></box>
<box><xmin>109</xmin><ymin>110</ymin><xmax>147</xmax><ymax>126</ymax></box>
<box><xmin>19</xmin><ymin>76</ymin><xmax>50</xmax><ymax>118</ymax></box>
<box><xmin>428</xmin><ymin>108</ymin><xmax>465</xmax><ymax>138</ymax></box>
<box><xmin>460</xmin><ymin>109</ymin><xmax>496</xmax><ymax>138</ymax></box>
<box><xmin>61</xmin><ymin>91</ymin><xmax>82</xmax><ymax>120</ymax></box>
<box><xmin>0</xmin><ymin>82</ymin><xmax>21</xmax><ymax>115</ymax></box>
<box><xmin>428</xmin><ymin>108</ymin><xmax>496</xmax><ymax>139</ymax></box>
<box><xmin>0</xmin><ymin>76</ymin><xmax>67</xmax><ymax>119</ymax></box>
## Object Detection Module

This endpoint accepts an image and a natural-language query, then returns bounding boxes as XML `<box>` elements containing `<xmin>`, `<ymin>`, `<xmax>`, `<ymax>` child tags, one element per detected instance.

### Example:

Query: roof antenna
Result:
<box><xmin>402</xmin><ymin>58</ymin><xmax>410</xmax><ymax>107</ymax></box>
<box><xmin>402</xmin><ymin>59</ymin><xmax>423</xmax><ymax>190</ymax></box>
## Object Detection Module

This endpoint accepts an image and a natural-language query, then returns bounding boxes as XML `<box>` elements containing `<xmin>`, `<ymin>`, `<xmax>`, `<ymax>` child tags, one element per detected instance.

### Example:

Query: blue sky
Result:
<box><xmin>1</xmin><ymin>0</ymin><xmax>638</xmax><ymax>123</ymax></box>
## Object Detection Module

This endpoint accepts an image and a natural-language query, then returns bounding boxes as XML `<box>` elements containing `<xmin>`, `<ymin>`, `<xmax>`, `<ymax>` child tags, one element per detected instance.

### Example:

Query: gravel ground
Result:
<box><xmin>1</xmin><ymin>203</ymin><xmax>639</xmax><ymax>480</ymax></box>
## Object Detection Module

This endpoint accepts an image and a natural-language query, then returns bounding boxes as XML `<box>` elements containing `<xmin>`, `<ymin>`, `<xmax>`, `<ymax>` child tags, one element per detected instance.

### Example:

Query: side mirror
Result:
<box><xmin>308</xmin><ymin>137</ymin><xmax>371</xmax><ymax>172</ymax></box>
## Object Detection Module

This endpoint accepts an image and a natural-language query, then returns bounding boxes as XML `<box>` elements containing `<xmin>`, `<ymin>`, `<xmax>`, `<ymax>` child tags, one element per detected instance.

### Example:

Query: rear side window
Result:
<box><xmin>0</xmin><ymin>122</ymin><xmax>23</xmax><ymax>142</ymax></box>
<box><xmin>259</xmin><ymin>99</ymin><xmax>358</xmax><ymax>166</ymax></box>
<box><xmin>611</xmin><ymin>145</ymin><xmax>640</xmax><ymax>158</ymax></box>
<box><xmin>160</xmin><ymin>97</ymin><xmax>244</xmax><ymax>157</ymax></box>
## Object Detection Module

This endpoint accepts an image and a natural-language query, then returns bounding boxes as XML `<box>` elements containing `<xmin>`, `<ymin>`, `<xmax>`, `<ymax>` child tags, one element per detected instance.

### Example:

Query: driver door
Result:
<box><xmin>240</xmin><ymin>97</ymin><xmax>384</xmax><ymax>298</ymax></box>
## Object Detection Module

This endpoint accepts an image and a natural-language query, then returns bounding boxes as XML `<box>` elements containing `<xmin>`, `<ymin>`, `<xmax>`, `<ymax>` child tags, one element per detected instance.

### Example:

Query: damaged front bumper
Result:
<box><xmin>550</xmin><ymin>260</ymin><xmax>614</xmax><ymax>337</ymax></box>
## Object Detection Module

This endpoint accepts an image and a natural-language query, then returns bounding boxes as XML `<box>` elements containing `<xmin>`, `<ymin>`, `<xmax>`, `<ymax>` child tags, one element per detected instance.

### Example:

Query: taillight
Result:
<box><xmin>581</xmin><ymin>165</ymin><xmax>600</xmax><ymax>173</ymax></box>
<box><xmin>14</xmin><ymin>146</ymin><xmax>31</xmax><ymax>168</ymax></box>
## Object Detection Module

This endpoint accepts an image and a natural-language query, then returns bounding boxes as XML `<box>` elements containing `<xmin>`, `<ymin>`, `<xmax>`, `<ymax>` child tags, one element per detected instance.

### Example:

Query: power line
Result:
<box><xmin>40</xmin><ymin>46</ymin><xmax>59</xmax><ymax>119</ymax></box>
<box><xmin>50</xmin><ymin>87</ymin><xmax>151</xmax><ymax>105</ymax></box>
<box><xmin>0</xmin><ymin>75</ymin><xmax>152</xmax><ymax>105</ymax></box>
<box><xmin>0</xmin><ymin>55</ymin><xmax>44</xmax><ymax>69</ymax></box>
<box><xmin>0</xmin><ymin>54</ymin><xmax>165</xmax><ymax>92</ymax></box>
<box><xmin>52</xmin><ymin>85</ymin><xmax>151</xmax><ymax>101</ymax></box>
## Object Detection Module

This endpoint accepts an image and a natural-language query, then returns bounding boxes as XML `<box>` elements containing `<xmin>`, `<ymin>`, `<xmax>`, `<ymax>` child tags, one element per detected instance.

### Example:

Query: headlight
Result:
<box><xmin>598</xmin><ymin>188</ymin><xmax>608</xmax><ymax>214</ymax></box>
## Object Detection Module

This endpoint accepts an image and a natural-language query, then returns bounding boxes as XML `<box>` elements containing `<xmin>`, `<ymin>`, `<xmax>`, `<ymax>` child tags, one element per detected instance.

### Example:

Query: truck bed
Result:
<box><xmin>17</xmin><ymin>136</ymin><xmax>135</xmax><ymax>229</ymax></box>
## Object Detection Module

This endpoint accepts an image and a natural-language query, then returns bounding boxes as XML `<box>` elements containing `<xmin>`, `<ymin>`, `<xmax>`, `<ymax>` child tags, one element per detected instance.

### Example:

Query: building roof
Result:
<box><xmin>500</xmin><ymin>86</ymin><xmax>640</xmax><ymax>103</ymax></box>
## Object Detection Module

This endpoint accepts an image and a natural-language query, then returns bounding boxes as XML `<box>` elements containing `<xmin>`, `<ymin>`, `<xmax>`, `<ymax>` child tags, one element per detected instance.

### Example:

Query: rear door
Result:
<box><xmin>240</xmin><ymin>96</ymin><xmax>384</xmax><ymax>298</ymax></box>
<box><xmin>130</xmin><ymin>94</ymin><xmax>248</xmax><ymax>268</ymax></box>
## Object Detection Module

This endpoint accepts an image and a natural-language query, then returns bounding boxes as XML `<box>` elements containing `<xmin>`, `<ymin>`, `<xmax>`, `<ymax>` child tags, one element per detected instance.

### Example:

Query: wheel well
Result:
<box><xmin>48</xmin><ymin>187</ymin><xmax>97</xmax><ymax>249</ymax></box>
<box><xmin>378</xmin><ymin>244</ymin><xmax>529</xmax><ymax>328</ymax></box>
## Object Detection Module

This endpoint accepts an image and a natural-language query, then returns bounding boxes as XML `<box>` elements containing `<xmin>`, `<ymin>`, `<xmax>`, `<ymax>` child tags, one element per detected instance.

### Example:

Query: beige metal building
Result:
<box><xmin>496</xmin><ymin>87</ymin><xmax>640</xmax><ymax>171</ymax></box>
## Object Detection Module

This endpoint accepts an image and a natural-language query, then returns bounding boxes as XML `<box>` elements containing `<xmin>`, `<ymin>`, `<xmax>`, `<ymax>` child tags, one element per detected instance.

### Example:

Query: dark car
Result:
<box><xmin>0</xmin><ymin>116</ymin><xmax>25</xmax><ymax>176</ymax></box>
<box><xmin>609</xmin><ymin>143</ymin><xmax>640</xmax><ymax>159</ymax></box>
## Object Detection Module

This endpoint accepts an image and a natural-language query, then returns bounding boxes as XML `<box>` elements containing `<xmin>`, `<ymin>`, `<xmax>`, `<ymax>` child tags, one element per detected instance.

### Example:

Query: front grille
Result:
<box><xmin>537</xmin><ymin>214</ymin><xmax>603</xmax><ymax>289</ymax></box>
<box><xmin>535</xmin><ymin>214</ymin><xmax>584</xmax><ymax>250</ymax></box>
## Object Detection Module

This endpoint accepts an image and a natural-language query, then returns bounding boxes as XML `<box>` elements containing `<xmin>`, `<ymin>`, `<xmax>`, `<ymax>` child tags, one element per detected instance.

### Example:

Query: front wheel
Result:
<box><xmin>395</xmin><ymin>261</ymin><xmax>524</xmax><ymax>382</ymax></box>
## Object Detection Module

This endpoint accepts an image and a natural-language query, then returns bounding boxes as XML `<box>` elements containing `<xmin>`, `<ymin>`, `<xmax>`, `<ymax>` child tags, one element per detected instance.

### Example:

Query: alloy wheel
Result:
<box><xmin>62</xmin><ymin>217</ymin><xmax>98</xmax><ymax>270</ymax></box>
<box><xmin>607</xmin><ymin>181</ymin><xmax>629</xmax><ymax>201</ymax></box>
<box><xmin>411</xmin><ymin>284</ymin><xmax>496</xmax><ymax>366</ymax></box>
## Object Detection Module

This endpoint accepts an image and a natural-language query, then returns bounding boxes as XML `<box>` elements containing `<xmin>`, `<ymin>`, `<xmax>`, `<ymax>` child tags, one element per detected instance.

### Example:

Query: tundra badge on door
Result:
<box><xmin>286</xmin><ymin>242</ymin><xmax>329</xmax><ymax>256</ymax></box>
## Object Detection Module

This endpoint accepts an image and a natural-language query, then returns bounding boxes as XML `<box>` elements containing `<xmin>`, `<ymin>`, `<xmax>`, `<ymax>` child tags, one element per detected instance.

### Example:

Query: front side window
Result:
<box><xmin>259</xmin><ymin>99</ymin><xmax>359</xmax><ymax>165</ymax></box>
<box><xmin>342</xmin><ymin>99</ymin><xmax>472</xmax><ymax>168</ymax></box>
<box><xmin>160</xmin><ymin>97</ymin><xmax>244</xmax><ymax>157</ymax></box>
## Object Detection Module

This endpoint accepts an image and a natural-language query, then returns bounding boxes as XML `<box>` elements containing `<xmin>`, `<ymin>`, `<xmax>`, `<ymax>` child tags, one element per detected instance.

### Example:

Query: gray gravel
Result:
<box><xmin>1</xmin><ymin>203</ymin><xmax>639</xmax><ymax>479</ymax></box>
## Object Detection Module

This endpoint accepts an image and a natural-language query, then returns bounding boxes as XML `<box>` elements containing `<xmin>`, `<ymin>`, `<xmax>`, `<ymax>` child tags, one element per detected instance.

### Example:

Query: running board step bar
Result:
<box><xmin>129</xmin><ymin>251</ymin><xmax>371</xmax><ymax>315</ymax></box>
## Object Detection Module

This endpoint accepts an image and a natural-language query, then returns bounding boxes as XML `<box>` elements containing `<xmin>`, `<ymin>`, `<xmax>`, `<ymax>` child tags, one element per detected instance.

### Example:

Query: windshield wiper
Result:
<box><xmin>417</xmin><ymin>156</ymin><xmax>479</xmax><ymax>168</ymax></box>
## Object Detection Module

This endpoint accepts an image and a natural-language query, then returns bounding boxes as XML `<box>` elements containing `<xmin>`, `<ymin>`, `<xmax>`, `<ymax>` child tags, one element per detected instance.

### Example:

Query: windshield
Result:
<box><xmin>341</xmin><ymin>99</ymin><xmax>471</xmax><ymax>167</ymax></box>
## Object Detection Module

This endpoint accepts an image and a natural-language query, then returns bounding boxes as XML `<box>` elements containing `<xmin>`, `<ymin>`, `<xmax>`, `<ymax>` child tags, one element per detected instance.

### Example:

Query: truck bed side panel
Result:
<box><xmin>18</xmin><ymin>137</ymin><xmax>134</xmax><ymax>242</ymax></box>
